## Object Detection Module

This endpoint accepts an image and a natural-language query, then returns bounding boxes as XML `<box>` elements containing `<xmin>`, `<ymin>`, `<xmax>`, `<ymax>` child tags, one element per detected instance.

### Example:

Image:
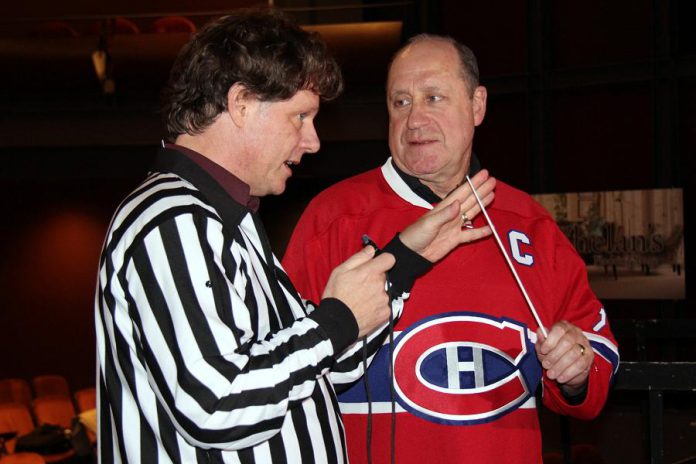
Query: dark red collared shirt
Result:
<box><xmin>165</xmin><ymin>142</ymin><xmax>260</xmax><ymax>212</ymax></box>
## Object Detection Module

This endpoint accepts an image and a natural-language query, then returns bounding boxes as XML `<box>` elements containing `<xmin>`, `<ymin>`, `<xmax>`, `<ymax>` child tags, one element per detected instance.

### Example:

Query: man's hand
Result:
<box><xmin>399</xmin><ymin>169</ymin><xmax>496</xmax><ymax>263</ymax></box>
<box><xmin>322</xmin><ymin>246</ymin><xmax>396</xmax><ymax>338</ymax></box>
<box><xmin>536</xmin><ymin>321</ymin><xmax>593</xmax><ymax>397</ymax></box>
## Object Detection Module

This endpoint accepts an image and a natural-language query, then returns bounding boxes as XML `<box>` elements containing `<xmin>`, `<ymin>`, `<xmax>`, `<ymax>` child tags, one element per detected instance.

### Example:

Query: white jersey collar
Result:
<box><xmin>380</xmin><ymin>157</ymin><xmax>434</xmax><ymax>210</ymax></box>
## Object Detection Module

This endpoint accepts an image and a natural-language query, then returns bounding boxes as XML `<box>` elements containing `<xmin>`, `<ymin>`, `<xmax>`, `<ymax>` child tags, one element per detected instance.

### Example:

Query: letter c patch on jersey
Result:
<box><xmin>392</xmin><ymin>313</ymin><xmax>541</xmax><ymax>425</ymax></box>
<box><xmin>508</xmin><ymin>230</ymin><xmax>534</xmax><ymax>266</ymax></box>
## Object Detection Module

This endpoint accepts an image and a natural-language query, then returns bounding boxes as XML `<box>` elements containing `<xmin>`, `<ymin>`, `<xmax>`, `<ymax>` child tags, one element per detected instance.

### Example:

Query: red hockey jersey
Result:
<box><xmin>282</xmin><ymin>159</ymin><xmax>619</xmax><ymax>464</ymax></box>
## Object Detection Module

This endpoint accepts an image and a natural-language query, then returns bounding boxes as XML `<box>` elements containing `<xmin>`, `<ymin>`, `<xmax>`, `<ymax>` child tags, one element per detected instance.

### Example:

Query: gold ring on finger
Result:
<box><xmin>461</xmin><ymin>213</ymin><xmax>473</xmax><ymax>229</ymax></box>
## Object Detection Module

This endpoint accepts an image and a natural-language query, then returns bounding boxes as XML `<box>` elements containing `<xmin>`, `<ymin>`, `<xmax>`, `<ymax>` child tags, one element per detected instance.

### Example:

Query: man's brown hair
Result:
<box><xmin>162</xmin><ymin>9</ymin><xmax>343</xmax><ymax>139</ymax></box>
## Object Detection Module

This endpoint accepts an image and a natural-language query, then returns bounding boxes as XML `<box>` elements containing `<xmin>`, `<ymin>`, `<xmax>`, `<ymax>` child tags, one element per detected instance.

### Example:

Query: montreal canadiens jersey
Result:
<box><xmin>282</xmin><ymin>158</ymin><xmax>620</xmax><ymax>464</ymax></box>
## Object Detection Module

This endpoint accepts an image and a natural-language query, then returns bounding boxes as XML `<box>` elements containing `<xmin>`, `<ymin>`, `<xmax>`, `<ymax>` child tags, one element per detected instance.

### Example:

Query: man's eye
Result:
<box><xmin>298</xmin><ymin>113</ymin><xmax>308</xmax><ymax>121</ymax></box>
<box><xmin>427</xmin><ymin>95</ymin><xmax>443</xmax><ymax>103</ymax></box>
<box><xmin>393</xmin><ymin>98</ymin><xmax>410</xmax><ymax>108</ymax></box>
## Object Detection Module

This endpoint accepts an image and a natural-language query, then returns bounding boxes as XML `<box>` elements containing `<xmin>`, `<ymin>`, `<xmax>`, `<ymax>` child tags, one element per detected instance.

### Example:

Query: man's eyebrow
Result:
<box><xmin>389</xmin><ymin>84</ymin><xmax>445</xmax><ymax>97</ymax></box>
<box><xmin>388</xmin><ymin>89</ymin><xmax>409</xmax><ymax>99</ymax></box>
<box><xmin>419</xmin><ymin>85</ymin><xmax>444</xmax><ymax>93</ymax></box>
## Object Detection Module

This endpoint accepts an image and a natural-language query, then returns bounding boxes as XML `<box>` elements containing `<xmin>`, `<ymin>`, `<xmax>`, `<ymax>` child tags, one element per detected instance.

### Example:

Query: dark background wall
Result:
<box><xmin>0</xmin><ymin>1</ymin><xmax>694</xmax><ymax>461</ymax></box>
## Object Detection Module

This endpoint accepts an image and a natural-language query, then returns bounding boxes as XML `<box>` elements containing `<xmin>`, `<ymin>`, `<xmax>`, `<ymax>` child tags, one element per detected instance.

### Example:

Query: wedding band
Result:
<box><xmin>577</xmin><ymin>344</ymin><xmax>585</xmax><ymax>356</ymax></box>
<box><xmin>461</xmin><ymin>213</ymin><xmax>474</xmax><ymax>229</ymax></box>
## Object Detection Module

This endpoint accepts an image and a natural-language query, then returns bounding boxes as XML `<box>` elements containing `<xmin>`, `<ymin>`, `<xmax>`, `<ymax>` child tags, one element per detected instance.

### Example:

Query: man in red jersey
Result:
<box><xmin>283</xmin><ymin>34</ymin><xmax>619</xmax><ymax>463</ymax></box>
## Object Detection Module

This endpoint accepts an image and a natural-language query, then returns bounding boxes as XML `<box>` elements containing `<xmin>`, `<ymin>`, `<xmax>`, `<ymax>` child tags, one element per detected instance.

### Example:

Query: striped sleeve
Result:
<box><xmin>327</xmin><ymin>237</ymin><xmax>430</xmax><ymax>389</ymax></box>
<box><xmin>541</xmin><ymin>225</ymin><xmax>620</xmax><ymax>419</ymax></box>
<box><xmin>108</xmin><ymin>208</ymin><xmax>338</xmax><ymax>451</ymax></box>
<box><xmin>283</xmin><ymin>216</ymin><xmax>431</xmax><ymax>390</ymax></box>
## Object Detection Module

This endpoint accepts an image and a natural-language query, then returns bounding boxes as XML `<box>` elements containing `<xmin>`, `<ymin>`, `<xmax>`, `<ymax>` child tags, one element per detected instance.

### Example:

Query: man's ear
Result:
<box><xmin>227</xmin><ymin>82</ymin><xmax>253</xmax><ymax>127</ymax></box>
<box><xmin>472</xmin><ymin>86</ymin><xmax>487</xmax><ymax>127</ymax></box>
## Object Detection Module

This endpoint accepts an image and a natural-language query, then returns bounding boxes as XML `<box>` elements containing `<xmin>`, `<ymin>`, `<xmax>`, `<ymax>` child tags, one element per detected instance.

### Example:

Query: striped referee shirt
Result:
<box><xmin>95</xmin><ymin>147</ymin><xmax>428</xmax><ymax>463</ymax></box>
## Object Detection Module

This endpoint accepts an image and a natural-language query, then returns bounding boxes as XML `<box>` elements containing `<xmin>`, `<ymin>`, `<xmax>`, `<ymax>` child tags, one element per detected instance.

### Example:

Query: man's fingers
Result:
<box><xmin>360</xmin><ymin>251</ymin><xmax>396</xmax><ymax>274</ymax></box>
<box><xmin>554</xmin><ymin>350</ymin><xmax>591</xmax><ymax>384</ymax></box>
<box><xmin>340</xmin><ymin>245</ymin><xmax>377</xmax><ymax>270</ymax></box>
<box><xmin>424</xmin><ymin>201</ymin><xmax>490</xmax><ymax>249</ymax></box>
<box><xmin>537</xmin><ymin>320</ymin><xmax>570</xmax><ymax>355</ymax></box>
<box><xmin>548</xmin><ymin>343</ymin><xmax>593</xmax><ymax>385</ymax></box>
<box><xmin>545</xmin><ymin>340</ymin><xmax>579</xmax><ymax>377</ymax></box>
<box><xmin>459</xmin><ymin>179</ymin><xmax>496</xmax><ymax>218</ymax></box>
<box><xmin>423</xmin><ymin>171</ymin><xmax>496</xmax><ymax>236</ymax></box>
<box><xmin>535</xmin><ymin>321</ymin><xmax>593</xmax><ymax>387</ymax></box>
<box><xmin>436</xmin><ymin>169</ymin><xmax>491</xmax><ymax>211</ymax></box>
<box><xmin>459</xmin><ymin>225</ymin><xmax>492</xmax><ymax>243</ymax></box>
<box><xmin>460</xmin><ymin>192</ymin><xmax>495</xmax><ymax>224</ymax></box>
<box><xmin>467</xmin><ymin>168</ymin><xmax>490</xmax><ymax>190</ymax></box>
<box><xmin>430</xmin><ymin>201</ymin><xmax>462</xmax><ymax>228</ymax></box>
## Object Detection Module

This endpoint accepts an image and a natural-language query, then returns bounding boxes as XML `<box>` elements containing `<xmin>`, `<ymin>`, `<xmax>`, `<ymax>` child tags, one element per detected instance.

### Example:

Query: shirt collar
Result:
<box><xmin>391</xmin><ymin>153</ymin><xmax>482</xmax><ymax>203</ymax></box>
<box><xmin>165</xmin><ymin>143</ymin><xmax>260</xmax><ymax>212</ymax></box>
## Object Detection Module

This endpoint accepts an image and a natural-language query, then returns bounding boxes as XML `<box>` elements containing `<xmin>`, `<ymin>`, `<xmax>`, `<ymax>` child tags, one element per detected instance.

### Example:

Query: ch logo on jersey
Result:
<box><xmin>392</xmin><ymin>312</ymin><xmax>541</xmax><ymax>425</ymax></box>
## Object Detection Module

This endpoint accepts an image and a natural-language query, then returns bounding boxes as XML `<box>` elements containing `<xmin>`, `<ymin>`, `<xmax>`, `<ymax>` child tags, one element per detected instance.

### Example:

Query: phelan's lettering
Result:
<box><xmin>560</xmin><ymin>223</ymin><xmax>665</xmax><ymax>256</ymax></box>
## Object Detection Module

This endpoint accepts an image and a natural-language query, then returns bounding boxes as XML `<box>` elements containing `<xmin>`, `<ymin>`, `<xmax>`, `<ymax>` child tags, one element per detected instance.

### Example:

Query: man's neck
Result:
<box><xmin>422</xmin><ymin>175</ymin><xmax>466</xmax><ymax>199</ymax></box>
<box><xmin>391</xmin><ymin>154</ymin><xmax>481</xmax><ymax>202</ymax></box>
<box><xmin>175</xmin><ymin>133</ymin><xmax>224</xmax><ymax>166</ymax></box>
<box><xmin>164</xmin><ymin>141</ymin><xmax>260</xmax><ymax>211</ymax></box>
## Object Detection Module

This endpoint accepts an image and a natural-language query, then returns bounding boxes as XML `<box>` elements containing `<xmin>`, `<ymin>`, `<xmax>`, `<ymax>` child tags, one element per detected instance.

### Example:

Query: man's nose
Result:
<box><xmin>407</xmin><ymin>102</ymin><xmax>429</xmax><ymax>129</ymax></box>
<box><xmin>302</xmin><ymin>123</ymin><xmax>321</xmax><ymax>153</ymax></box>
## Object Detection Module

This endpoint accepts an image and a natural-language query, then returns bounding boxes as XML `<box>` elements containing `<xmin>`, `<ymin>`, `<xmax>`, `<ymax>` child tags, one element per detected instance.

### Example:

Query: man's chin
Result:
<box><xmin>269</xmin><ymin>183</ymin><xmax>288</xmax><ymax>196</ymax></box>
<box><xmin>402</xmin><ymin>160</ymin><xmax>445</xmax><ymax>178</ymax></box>
<box><xmin>395</xmin><ymin>151</ymin><xmax>444</xmax><ymax>173</ymax></box>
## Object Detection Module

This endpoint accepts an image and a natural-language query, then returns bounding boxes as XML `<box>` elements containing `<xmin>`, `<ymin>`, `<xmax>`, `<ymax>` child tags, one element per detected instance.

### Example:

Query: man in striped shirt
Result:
<box><xmin>95</xmin><ymin>10</ymin><xmax>495</xmax><ymax>463</ymax></box>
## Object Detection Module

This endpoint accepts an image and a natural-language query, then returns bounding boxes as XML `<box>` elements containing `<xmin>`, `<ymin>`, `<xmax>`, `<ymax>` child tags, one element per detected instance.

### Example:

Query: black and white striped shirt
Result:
<box><xmin>95</xmin><ymin>148</ymin><xmax>425</xmax><ymax>463</ymax></box>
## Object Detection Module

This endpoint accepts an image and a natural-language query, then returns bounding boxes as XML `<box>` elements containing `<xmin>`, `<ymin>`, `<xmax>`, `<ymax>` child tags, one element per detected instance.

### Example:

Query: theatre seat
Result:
<box><xmin>72</xmin><ymin>388</ymin><xmax>95</xmax><ymax>413</ymax></box>
<box><xmin>30</xmin><ymin>377</ymin><xmax>69</xmax><ymax>400</ymax></box>
<box><xmin>0</xmin><ymin>380</ymin><xmax>32</xmax><ymax>407</ymax></box>
<box><xmin>25</xmin><ymin>399</ymin><xmax>76</xmax><ymax>463</ymax></box>
<box><xmin>30</xmin><ymin>398</ymin><xmax>75</xmax><ymax>430</ymax></box>
<box><xmin>0</xmin><ymin>403</ymin><xmax>35</xmax><ymax>454</ymax></box>
<box><xmin>0</xmin><ymin>453</ymin><xmax>46</xmax><ymax>464</ymax></box>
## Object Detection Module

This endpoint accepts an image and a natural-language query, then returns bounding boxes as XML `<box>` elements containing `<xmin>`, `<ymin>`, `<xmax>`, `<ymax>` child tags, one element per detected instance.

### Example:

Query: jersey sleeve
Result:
<box><xmin>541</xmin><ymin>226</ymin><xmax>620</xmax><ymax>419</ymax></box>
